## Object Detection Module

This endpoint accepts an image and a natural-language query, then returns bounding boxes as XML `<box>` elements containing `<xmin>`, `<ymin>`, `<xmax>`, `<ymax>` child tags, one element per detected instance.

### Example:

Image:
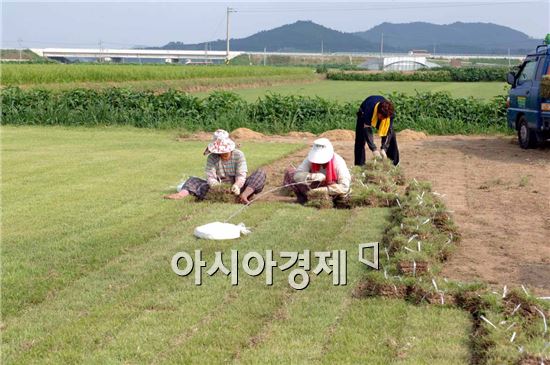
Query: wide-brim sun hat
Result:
<box><xmin>211</xmin><ymin>129</ymin><xmax>229</xmax><ymax>140</ymax></box>
<box><xmin>207</xmin><ymin>129</ymin><xmax>236</xmax><ymax>154</ymax></box>
<box><xmin>307</xmin><ymin>138</ymin><xmax>334</xmax><ymax>164</ymax></box>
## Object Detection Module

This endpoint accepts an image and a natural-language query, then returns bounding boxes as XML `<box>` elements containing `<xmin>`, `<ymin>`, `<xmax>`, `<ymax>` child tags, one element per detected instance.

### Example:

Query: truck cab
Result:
<box><xmin>507</xmin><ymin>40</ymin><xmax>550</xmax><ymax>148</ymax></box>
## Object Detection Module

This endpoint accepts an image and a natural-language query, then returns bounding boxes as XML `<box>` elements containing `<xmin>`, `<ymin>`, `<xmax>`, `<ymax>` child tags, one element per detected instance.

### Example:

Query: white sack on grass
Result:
<box><xmin>194</xmin><ymin>222</ymin><xmax>251</xmax><ymax>240</ymax></box>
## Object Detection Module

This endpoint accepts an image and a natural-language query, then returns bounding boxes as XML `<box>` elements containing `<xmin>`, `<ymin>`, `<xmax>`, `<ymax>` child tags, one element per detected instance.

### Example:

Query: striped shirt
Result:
<box><xmin>205</xmin><ymin>149</ymin><xmax>248</xmax><ymax>187</ymax></box>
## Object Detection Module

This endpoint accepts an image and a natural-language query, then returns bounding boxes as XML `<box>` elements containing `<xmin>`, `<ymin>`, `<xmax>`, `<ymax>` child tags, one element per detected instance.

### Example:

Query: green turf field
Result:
<box><xmin>197</xmin><ymin>80</ymin><xmax>507</xmax><ymax>102</ymax></box>
<box><xmin>2</xmin><ymin>126</ymin><xmax>472</xmax><ymax>364</ymax></box>
<box><xmin>1</xmin><ymin>64</ymin><xmax>315</xmax><ymax>85</ymax></box>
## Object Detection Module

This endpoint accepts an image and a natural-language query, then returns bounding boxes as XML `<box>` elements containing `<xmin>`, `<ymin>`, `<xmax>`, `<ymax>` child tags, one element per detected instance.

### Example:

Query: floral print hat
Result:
<box><xmin>206</xmin><ymin>129</ymin><xmax>236</xmax><ymax>154</ymax></box>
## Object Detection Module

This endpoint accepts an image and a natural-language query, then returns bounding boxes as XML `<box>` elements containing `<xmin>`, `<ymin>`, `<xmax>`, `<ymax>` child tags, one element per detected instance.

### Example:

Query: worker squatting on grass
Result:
<box><xmin>283</xmin><ymin>138</ymin><xmax>352</xmax><ymax>205</ymax></box>
<box><xmin>164</xmin><ymin>129</ymin><xmax>266</xmax><ymax>204</ymax></box>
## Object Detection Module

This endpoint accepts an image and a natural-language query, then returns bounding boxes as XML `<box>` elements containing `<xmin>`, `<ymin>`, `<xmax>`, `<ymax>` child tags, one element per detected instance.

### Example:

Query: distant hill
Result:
<box><xmin>354</xmin><ymin>22</ymin><xmax>541</xmax><ymax>54</ymax></box>
<box><xmin>160</xmin><ymin>21</ymin><xmax>381</xmax><ymax>53</ymax></box>
<box><xmin>158</xmin><ymin>20</ymin><xmax>543</xmax><ymax>55</ymax></box>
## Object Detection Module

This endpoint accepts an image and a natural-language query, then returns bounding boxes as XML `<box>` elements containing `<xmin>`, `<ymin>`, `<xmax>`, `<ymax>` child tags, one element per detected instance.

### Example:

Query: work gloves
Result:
<box><xmin>231</xmin><ymin>184</ymin><xmax>241</xmax><ymax>196</ymax></box>
<box><xmin>208</xmin><ymin>179</ymin><xmax>221</xmax><ymax>187</ymax></box>
<box><xmin>372</xmin><ymin>149</ymin><xmax>387</xmax><ymax>160</ymax></box>
<box><xmin>311</xmin><ymin>184</ymin><xmax>347</xmax><ymax>196</ymax></box>
<box><xmin>306</xmin><ymin>173</ymin><xmax>326</xmax><ymax>183</ymax></box>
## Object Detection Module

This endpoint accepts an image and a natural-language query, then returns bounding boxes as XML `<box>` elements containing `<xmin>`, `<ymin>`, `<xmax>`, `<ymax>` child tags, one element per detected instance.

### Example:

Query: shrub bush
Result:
<box><xmin>327</xmin><ymin>66</ymin><xmax>510</xmax><ymax>82</ymax></box>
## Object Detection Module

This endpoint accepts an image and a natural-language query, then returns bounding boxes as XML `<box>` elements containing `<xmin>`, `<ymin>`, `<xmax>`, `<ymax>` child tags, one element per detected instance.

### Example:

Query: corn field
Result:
<box><xmin>1</xmin><ymin>87</ymin><xmax>508</xmax><ymax>134</ymax></box>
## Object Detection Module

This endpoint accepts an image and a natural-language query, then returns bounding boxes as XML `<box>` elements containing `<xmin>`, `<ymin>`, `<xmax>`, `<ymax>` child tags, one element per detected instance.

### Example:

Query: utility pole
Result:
<box><xmin>380</xmin><ymin>33</ymin><xmax>384</xmax><ymax>58</ymax></box>
<box><xmin>226</xmin><ymin>7</ymin><xmax>236</xmax><ymax>64</ymax></box>
<box><xmin>17</xmin><ymin>38</ymin><xmax>23</xmax><ymax>62</ymax></box>
<box><xmin>321</xmin><ymin>40</ymin><xmax>324</xmax><ymax>64</ymax></box>
<box><xmin>379</xmin><ymin>33</ymin><xmax>384</xmax><ymax>70</ymax></box>
<box><xmin>98</xmin><ymin>39</ymin><xmax>103</xmax><ymax>63</ymax></box>
<box><xmin>508</xmin><ymin>48</ymin><xmax>511</xmax><ymax>67</ymax></box>
<box><xmin>263</xmin><ymin>47</ymin><xmax>266</xmax><ymax>66</ymax></box>
<box><xmin>433</xmin><ymin>43</ymin><xmax>436</xmax><ymax>57</ymax></box>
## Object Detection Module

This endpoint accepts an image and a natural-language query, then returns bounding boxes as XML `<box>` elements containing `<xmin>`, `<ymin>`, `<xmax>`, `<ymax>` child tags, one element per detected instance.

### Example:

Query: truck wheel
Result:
<box><xmin>518</xmin><ymin>116</ymin><xmax>537</xmax><ymax>149</ymax></box>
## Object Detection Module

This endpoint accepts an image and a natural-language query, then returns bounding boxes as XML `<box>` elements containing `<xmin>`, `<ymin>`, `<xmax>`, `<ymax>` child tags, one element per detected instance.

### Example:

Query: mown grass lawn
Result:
<box><xmin>199</xmin><ymin>79</ymin><xmax>507</xmax><ymax>102</ymax></box>
<box><xmin>2</xmin><ymin>126</ymin><xmax>471</xmax><ymax>364</ymax></box>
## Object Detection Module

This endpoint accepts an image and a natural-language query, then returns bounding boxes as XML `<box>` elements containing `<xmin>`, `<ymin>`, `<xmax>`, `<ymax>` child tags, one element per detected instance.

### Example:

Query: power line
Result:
<box><xmin>2</xmin><ymin>39</ymin><xmax>145</xmax><ymax>48</ymax></box>
<box><xmin>5</xmin><ymin>1</ymin><xmax>544</xmax><ymax>48</ymax></box>
<box><xmin>234</xmin><ymin>1</ymin><xmax>543</xmax><ymax>13</ymax></box>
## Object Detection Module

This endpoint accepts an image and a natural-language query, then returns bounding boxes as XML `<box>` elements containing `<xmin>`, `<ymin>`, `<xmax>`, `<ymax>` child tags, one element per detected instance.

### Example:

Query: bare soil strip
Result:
<box><xmin>396</xmin><ymin>136</ymin><xmax>550</xmax><ymax>295</ymax></box>
<box><xmin>329</xmin><ymin>135</ymin><xmax>549</xmax><ymax>295</ymax></box>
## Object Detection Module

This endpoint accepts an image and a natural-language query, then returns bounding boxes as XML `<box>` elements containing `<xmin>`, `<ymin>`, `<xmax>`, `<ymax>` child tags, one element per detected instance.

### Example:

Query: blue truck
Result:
<box><xmin>506</xmin><ymin>35</ymin><xmax>550</xmax><ymax>148</ymax></box>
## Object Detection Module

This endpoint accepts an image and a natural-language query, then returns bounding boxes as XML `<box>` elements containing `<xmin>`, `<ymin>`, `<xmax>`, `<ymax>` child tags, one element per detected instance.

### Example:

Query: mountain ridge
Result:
<box><xmin>157</xmin><ymin>20</ymin><xmax>543</xmax><ymax>55</ymax></box>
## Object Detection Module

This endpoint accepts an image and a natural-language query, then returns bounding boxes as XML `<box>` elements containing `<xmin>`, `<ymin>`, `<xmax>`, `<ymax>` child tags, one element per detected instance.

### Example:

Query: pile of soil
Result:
<box><xmin>318</xmin><ymin>129</ymin><xmax>355</xmax><ymax>141</ymax></box>
<box><xmin>397</xmin><ymin>129</ymin><xmax>428</xmax><ymax>141</ymax></box>
<box><xmin>230</xmin><ymin>128</ymin><xmax>266</xmax><ymax>140</ymax></box>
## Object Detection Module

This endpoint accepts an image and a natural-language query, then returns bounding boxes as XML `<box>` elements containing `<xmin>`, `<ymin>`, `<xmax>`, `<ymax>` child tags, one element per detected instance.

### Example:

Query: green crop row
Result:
<box><xmin>327</xmin><ymin>66</ymin><xmax>510</xmax><ymax>82</ymax></box>
<box><xmin>421</xmin><ymin>66</ymin><xmax>511</xmax><ymax>81</ymax></box>
<box><xmin>0</xmin><ymin>64</ymin><xmax>315</xmax><ymax>85</ymax></box>
<box><xmin>315</xmin><ymin>64</ymin><xmax>359</xmax><ymax>73</ymax></box>
<box><xmin>1</xmin><ymin>87</ymin><xmax>508</xmax><ymax>134</ymax></box>
<box><xmin>328</xmin><ymin>70</ymin><xmax>453</xmax><ymax>82</ymax></box>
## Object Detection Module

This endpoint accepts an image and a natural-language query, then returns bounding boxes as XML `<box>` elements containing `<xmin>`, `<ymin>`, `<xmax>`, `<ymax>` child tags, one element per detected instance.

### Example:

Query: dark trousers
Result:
<box><xmin>385</xmin><ymin>131</ymin><xmax>400</xmax><ymax>166</ymax></box>
<box><xmin>183</xmin><ymin>169</ymin><xmax>266</xmax><ymax>199</ymax></box>
<box><xmin>354</xmin><ymin>126</ymin><xmax>399</xmax><ymax>166</ymax></box>
<box><xmin>283</xmin><ymin>167</ymin><xmax>323</xmax><ymax>204</ymax></box>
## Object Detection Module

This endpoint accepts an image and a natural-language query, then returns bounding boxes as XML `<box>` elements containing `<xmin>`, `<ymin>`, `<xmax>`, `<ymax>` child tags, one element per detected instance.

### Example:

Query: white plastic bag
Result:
<box><xmin>194</xmin><ymin>222</ymin><xmax>250</xmax><ymax>240</ymax></box>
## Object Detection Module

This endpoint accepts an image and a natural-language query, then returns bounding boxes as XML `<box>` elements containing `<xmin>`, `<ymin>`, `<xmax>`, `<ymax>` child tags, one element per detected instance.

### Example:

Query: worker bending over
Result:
<box><xmin>354</xmin><ymin>95</ymin><xmax>400</xmax><ymax>166</ymax></box>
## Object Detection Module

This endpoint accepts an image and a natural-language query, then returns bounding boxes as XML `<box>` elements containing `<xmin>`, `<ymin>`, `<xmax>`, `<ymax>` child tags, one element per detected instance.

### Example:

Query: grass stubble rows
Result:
<box><xmin>2</xmin><ymin>127</ymin><xmax>471</xmax><ymax>364</ymax></box>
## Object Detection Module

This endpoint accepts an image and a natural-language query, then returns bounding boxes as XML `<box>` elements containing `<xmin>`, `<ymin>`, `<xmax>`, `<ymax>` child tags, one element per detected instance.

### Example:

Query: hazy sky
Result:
<box><xmin>2</xmin><ymin>1</ymin><xmax>549</xmax><ymax>49</ymax></box>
